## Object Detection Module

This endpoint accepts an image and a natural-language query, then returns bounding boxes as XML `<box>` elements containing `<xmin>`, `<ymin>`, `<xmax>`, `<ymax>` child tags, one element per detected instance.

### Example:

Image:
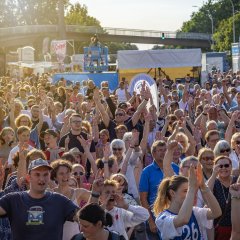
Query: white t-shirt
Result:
<box><xmin>107</xmin><ymin>205</ymin><xmax>149</xmax><ymax>240</ymax></box>
<box><xmin>116</xmin><ymin>88</ymin><xmax>128</xmax><ymax>102</ymax></box>
<box><xmin>155</xmin><ymin>207</ymin><xmax>212</xmax><ymax>240</ymax></box>
<box><xmin>8</xmin><ymin>144</ymin><xmax>34</xmax><ymax>165</ymax></box>
<box><xmin>229</xmin><ymin>150</ymin><xmax>239</xmax><ymax>169</ymax></box>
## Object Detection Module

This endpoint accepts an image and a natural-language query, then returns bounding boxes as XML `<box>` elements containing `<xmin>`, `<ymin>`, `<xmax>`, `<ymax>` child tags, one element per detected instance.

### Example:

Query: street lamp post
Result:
<box><xmin>192</xmin><ymin>6</ymin><xmax>214</xmax><ymax>48</ymax></box>
<box><xmin>229</xmin><ymin>0</ymin><xmax>235</xmax><ymax>43</ymax></box>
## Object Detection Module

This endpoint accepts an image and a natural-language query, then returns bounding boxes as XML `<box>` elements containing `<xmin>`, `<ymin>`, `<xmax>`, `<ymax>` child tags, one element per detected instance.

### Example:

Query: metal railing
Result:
<box><xmin>0</xmin><ymin>25</ymin><xmax>212</xmax><ymax>41</ymax></box>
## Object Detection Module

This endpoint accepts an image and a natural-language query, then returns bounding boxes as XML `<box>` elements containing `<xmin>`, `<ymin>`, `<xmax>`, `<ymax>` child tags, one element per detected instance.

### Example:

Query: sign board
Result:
<box><xmin>129</xmin><ymin>73</ymin><xmax>159</xmax><ymax>113</ymax></box>
<box><xmin>51</xmin><ymin>40</ymin><xmax>67</xmax><ymax>63</ymax></box>
<box><xmin>18</xmin><ymin>46</ymin><xmax>35</xmax><ymax>63</ymax></box>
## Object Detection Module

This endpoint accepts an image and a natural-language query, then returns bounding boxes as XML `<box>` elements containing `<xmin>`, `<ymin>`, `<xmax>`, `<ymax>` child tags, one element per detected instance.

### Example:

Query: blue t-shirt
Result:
<box><xmin>0</xmin><ymin>191</ymin><xmax>79</xmax><ymax>240</ymax></box>
<box><xmin>139</xmin><ymin>161</ymin><xmax>179</xmax><ymax>206</ymax></box>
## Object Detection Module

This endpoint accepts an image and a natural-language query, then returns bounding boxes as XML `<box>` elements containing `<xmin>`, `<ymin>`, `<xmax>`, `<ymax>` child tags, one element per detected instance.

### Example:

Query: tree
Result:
<box><xmin>180</xmin><ymin>0</ymin><xmax>240</xmax><ymax>51</ymax></box>
<box><xmin>213</xmin><ymin>13</ymin><xmax>240</xmax><ymax>51</ymax></box>
<box><xmin>0</xmin><ymin>0</ymin><xmax>67</xmax><ymax>27</ymax></box>
<box><xmin>65</xmin><ymin>3</ymin><xmax>101</xmax><ymax>27</ymax></box>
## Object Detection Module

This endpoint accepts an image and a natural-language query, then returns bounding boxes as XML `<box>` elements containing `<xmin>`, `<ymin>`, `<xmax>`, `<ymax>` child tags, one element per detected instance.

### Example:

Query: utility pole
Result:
<box><xmin>229</xmin><ymin>0</ymin><xmax>235</xmax><ymax>43</ymax></box>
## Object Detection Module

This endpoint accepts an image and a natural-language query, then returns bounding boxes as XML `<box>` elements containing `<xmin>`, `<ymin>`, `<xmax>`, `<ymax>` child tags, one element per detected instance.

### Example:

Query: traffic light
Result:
<box><xmin>161</xmin><ymin>33</ymin><xmax>165</xmax><ymax>39</ymax></box>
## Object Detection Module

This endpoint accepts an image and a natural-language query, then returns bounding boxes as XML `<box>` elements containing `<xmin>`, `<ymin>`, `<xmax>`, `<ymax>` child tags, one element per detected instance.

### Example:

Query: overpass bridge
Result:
<box><xmin>0</xmin><ymin>25</ymin><xmax>212</xmax><ymax>49</ymax></box>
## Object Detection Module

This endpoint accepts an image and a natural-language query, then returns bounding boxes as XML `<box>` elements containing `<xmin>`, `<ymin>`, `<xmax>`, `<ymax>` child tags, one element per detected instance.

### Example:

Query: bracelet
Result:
<box><xmin>103</xmin><ymin>160</ymin><xmax>108</xmax><ymax>164</ymax></box>
<box><xmin>91</xmin><ymin>191</ymin><xmax>100</xmax><ymax>198</ymax></box>
<box><xmin>200</xmin><ymin>187</ymin><xmax>210</xmax><ymax>193</ymax></box>
<box><xmin>231</xmin><ymin>195</ymin><xmax>240</xmax><ymax>200</ymax></box>
<box><xmin>129</xmin><ymin>146</ymin><xmax>135</xmax><ymax>148</ymax></box>
<box><xmin>202</xmin><ymin>113</ymin><xmax>207</xmax><ymax>116</ymax></box>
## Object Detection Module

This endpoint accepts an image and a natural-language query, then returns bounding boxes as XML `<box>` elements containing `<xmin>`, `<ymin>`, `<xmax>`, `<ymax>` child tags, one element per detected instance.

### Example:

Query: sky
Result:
<box><xmin>70</xmin><ymin>0</ymin><xmax>206</xmax><ymax>49</ymax></box>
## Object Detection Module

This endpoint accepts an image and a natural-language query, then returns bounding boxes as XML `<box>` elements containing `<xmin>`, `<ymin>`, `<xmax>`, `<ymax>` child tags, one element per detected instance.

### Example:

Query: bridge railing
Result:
<box><xmin>103</xmin><ymin>27</ymin><xmax>212</xmax><ymax>40</ymax></box>
<box><xmin>0</xmin><ymin>25</ymin><xmax>212</xmax><ymax>41</ymax></box>
<box><xmin>0</xmin><ymin>25</ymin><xmax>58</xmax><ymax>36</ymax></box>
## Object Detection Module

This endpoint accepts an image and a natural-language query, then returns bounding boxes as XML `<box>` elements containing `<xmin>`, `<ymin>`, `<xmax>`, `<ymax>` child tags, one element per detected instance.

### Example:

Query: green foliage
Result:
<box><xmin>65</xmin><ymin>3</ymin><xmax>101</xmax><ymax>27</ymax></box>
<box><xmin>181</xmin><ymin>0</ymin><xmax>240</xmax><ymax>51</ymax></box>
<box><xmin>0</xmin><ymin>0</ymin><xmax>65</xmax><ymax>27</ymax></box>
<box><xmin>214</xmin><ymin>13</ymin><xmax>240</xmax><ymax>51</ymax></box>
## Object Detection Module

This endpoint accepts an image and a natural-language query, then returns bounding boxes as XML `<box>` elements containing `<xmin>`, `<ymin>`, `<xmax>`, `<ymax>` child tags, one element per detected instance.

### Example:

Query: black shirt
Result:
<box><xmin>59</xmin><ymin>131</ymin><xmax>95</xmax><ymax>153</ymax></box>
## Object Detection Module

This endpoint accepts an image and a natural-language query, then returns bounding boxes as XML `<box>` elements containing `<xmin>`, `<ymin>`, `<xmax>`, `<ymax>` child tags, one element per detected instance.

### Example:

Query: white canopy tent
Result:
<box><xmin>117</xmin><ymin>48</ymin><xmax>202</xmax><ymax>70</ymax></box>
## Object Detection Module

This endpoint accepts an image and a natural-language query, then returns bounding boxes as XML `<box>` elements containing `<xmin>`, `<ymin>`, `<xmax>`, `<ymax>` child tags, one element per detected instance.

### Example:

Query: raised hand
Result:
<box><xmin>114</xmin><ymin>193</ymin><xmax>128</xmax><ymax>209</ymax></box>
<box><xmin>92</xmin><ymin>169</ymin><xmax>104</xmax><ymax>194</ymax></box>
<box><xmin>231</xmin><ymin>111</ymin><xmax>240</xmax><ymax>122</ymax></box>
<box><xmin>188</xmin><ymin>164</ymin><xmax>198</xmax><ymax>191</ymax></box>
<box><xmin>131</xmin><ymin>131</ymin><xmax>139</xmax><ymax>146</ymax></box>
<box><xmin>93</xmin><ymin>88</ymin><xmax>100</xmax><ymax>101</ymax></box>
<box><xmin>65</xmin><ymin>136</ymin><xmax>70</xmax><ymax>147</ymax></box>
<box><xmin>77</xmin><ymin>136</ymin><xmax>91</xmax><ymax>151</ymax></box>
<box><xmin>229</xmin><ymin>183</ymin><xmax>240</xmax><ymax>198</ymax></box>
<box><xmin>167</xmin><ymin>140</ymin><xmax>179</xmax><ymax>151</ymax></box>
<box><xmin>212</xmin><ymin>163</ymin><xmax>221</xmax><ymax>176</ymax></box>
<box><xmin>103</xmin><ymin>144</ymin><xmax>111</xmax><ymax>160</ymax></box>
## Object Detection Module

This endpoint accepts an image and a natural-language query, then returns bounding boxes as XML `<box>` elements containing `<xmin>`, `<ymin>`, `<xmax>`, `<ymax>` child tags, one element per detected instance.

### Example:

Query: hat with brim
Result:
<box><xmin>28</xmin><ymin>158</ymin><xmax>52</xmax><ymax>173</ymax></box>
<box><xmin>69</xmin><ymin>147</ymin><xmax>81</xmax><ymax>155</ymax></box>
<box><xmin>40</xmin><ymin>129</ymin><xmax>58</xmax><ymax>139</ymax></box>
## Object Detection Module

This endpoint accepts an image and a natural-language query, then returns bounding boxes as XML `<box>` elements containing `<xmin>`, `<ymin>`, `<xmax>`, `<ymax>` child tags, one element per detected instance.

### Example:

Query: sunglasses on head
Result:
<box><xmin>112</xmin><ymin>147</ymin><xmax>123</xmax><ymax>151</ymax></box>
<box><xmin>219</xmin><ymin>164</ymin><xmax>230</xmax><ymax>169</ymax></box>
<box><xmin>220</xmin><ymin>148</ymin><xmax>231</xmax><ymax>154</ymax></box>
<box><xmin>73</xmin><ymin>171</ymin><xmax>84</xmax><ymax>176</ymax></box>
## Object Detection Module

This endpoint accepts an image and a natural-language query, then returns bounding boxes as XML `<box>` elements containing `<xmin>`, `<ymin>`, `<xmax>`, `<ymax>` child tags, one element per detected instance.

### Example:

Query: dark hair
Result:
<box><xmin>96</xmin><ymin>157</ymin><xmax>115</xmax><ymax>169</ymax></box>
<box><xmin>78</xmin><ymin>203</ymin><xmax>113</xmax><ymax>227</ymax></box>
<box><xmin>50</xmin><ymin>159</ymin><xmax>72</xmax><ymax>180</ymax></box>
<box><xmin>61</xmin><ymin>152</ymin><xmax>75</xmax><ymax>163</ymax></box>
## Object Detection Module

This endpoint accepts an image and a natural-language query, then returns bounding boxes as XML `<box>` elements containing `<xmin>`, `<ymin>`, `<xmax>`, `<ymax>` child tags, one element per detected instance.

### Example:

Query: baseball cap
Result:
<box><xmin>69</xmin><ymin>147</ymin><xmax>81</xmax><ymax>155</ymax></box>
<box><xmin>28</xmin><ymin>158</ymin><xmax>52</xmax><ymax>173</ymax></box>
<box><xmin>40</xmin><ymin>129</ymin><xmax>58</xmax><ymax>139</ymax></box>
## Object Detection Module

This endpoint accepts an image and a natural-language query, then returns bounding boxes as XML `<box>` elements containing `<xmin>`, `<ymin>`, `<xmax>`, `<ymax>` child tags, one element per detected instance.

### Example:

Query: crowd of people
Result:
<box><xmin>0</xmin><ymin>70</ymin><xmax>240</xmax><ymax>240</ymax></box>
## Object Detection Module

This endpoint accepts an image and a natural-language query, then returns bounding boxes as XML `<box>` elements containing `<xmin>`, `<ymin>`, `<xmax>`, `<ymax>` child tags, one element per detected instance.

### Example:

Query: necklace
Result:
<box><xmin>220</xmin><ymin>181</ymin><xmax>230</xmax><ymax>204</ymax></box>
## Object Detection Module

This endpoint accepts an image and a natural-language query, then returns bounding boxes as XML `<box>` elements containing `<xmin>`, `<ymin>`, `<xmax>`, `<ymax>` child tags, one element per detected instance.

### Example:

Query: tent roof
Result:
<box><xmin>117</xmin><ymin>48</ymin><xmax>202</xmax><ymax>70</ymax></box>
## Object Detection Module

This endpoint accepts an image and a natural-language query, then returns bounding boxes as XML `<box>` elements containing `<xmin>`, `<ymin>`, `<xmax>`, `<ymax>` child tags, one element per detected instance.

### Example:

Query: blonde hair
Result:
<box><xmin>176</xmin><ymin>132</ymin><xmax>189</xmax><ymax>153</ymax></box>
<box><xmin>153</xmin><ymin>175</ymin><xmax>188</xmax><ymax>216</ymax></box>
<box><xmin>198</xmin><ymin>147</ymin><xmax>214</xmax><ymax>162</ymax></box>
<box><xmin>15</xmin><ymin>114</ymin><xmax>32</xmax><ymax>128</ymax></box>
<box><xmin>231</xmin><ymin>132</ymin><xmax>240</xmax><ymax>149</ymax></box>
<box><xmin>214</xmin><ymin>155</ymin><xmax>232</xmax><ymax>165</ymax></box>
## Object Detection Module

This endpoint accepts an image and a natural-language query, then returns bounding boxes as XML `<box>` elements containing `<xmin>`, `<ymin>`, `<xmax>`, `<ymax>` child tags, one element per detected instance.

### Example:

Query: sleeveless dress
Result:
<box><xmin>62</xmin><ymin>189</ymin><xmax>80</xmax><ymax>240</ymax></box>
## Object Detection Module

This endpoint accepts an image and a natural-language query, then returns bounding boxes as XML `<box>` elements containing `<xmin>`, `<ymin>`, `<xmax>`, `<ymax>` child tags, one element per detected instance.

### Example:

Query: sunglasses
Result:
<box><xmin>73</xmin><ymin>172</ymin><xmax>84</xmax><ymax>176</ymax></box>
<box><xmin>201</xmin><ymin>156</ymin><xmax>214</xmax><ymax>161</ymax></box>
<box><xmin>219</xmin><ymin>164</ymin><xmax>230</xmax><ymax>169</ymax></box>
<box><xmin>112</xmin><ymin>148</ymin><xmax>123</xmax><ymax>151</ymax></box>
<box><xmin>235</xmin><ymin>140</ymin><xmax>240</xmax><ymax>145</ymax></box>
<box><xmin>220</xmin><ymin>148</ymin><xmax>231</xmax><ymax>154</ymax></box>
<box><xmin>71</xmin><ymin>120</ymin><xmax>82</xmax><ymax>124</ymax></box>
<box><xmin>115</xmin><ymin>113</ymin><xmax>124</xmax><ymax>117</ymax></box>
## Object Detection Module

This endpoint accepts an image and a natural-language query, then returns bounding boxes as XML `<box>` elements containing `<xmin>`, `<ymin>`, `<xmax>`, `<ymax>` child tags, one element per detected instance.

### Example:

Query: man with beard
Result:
<box><xmin>0</xmin><ymin>158</ymin><xmax>79</xmax><ymax>240</ymax></box>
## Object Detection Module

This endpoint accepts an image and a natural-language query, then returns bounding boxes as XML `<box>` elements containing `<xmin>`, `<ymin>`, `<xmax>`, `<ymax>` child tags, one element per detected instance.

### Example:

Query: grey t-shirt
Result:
<box><xmin>0</xmin><ymin>191</ymin><xmax>79</xmax><ymax>240</ymax></box>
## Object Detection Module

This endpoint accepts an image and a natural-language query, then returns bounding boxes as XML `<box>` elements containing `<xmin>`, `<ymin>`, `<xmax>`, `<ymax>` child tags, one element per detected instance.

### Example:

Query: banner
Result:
<box><xmin>129</xmin><ymin>73</ymin><xmax>159</xmax><ymax>113</ymax></box>
<box><xmin>51</xmin><ymin>40</ymin><xmax>67</xmax><ymax>63</ymax></box>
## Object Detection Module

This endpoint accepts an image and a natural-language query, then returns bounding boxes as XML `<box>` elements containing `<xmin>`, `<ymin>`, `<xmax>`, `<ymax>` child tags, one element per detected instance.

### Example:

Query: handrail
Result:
<box><xmin>0</xmin><ymin>25</ymin><xmax>212</xmax><ymax>41</ymax></box>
